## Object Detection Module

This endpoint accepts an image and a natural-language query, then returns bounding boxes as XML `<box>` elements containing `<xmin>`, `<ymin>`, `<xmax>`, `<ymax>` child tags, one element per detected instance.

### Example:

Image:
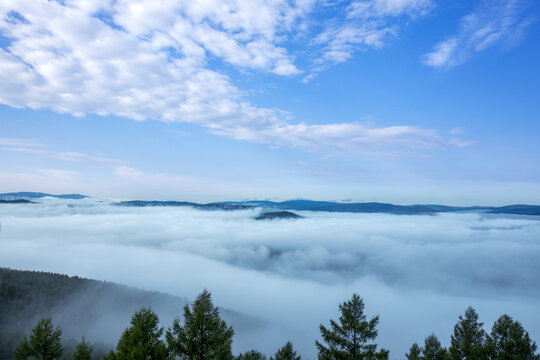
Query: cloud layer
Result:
<box><xmin>1</xmin><ymin>198</ymin><xmax>539</xmax><ymax>359</ymax></box>
<box><xmin>0</xmin><ymin>0</ymin><xmax>466</xmax><ymax>154</ymax></box>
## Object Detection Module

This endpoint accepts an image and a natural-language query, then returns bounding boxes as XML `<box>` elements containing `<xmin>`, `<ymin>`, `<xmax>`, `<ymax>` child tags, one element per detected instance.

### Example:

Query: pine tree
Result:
<box><xmin>72</xmin><ymin>338</ymin><xmax>92</xmax><ymax>360</ymax></box>
<box><xmin>237</xmin><ymin>350</ymin><xmax>267</xmax><ymax>360</ymax></box>
<box><xmin>449</xmin><ymin>307</ymin><xmax>487</xmax><ymax>360</ymax></box>
<box><xmin>271</xmin><ymin>342</ymin><xmax>301</xmax><ymax>360</ymax></box>
<box><xmin>110</xmin><ymin>307</ymin><xmax>169</xmax><ymax>360</ymax></box>
<box><xmin>485</xmin><ymin>314</ymin><xmax>539</xmax><ymax>360</ymax></box>
<box><xmin>406</xmin><ymin>343</ymin><xmax>422</xmax><ymax>360</ymax></box>
<box><xmin>423</xmin><ymin>334</ymin><xmax>447</xmax><ymax>360</ymax></box>
<box><xmin>12</xmin><ymin>317</ymin><xmax>63</xmax><ymax>360</ymax></box>
<box><xmin>316</xmin><ymin>293</ymin><xmax>389</xmax><ymax>360</ymax></box>
<box><xmin>167</xmin><ymin>289</ymin><xmax>234</xmax><ymax>360</ymax></box>
<box><xmin>103</xmin><ymin>350</ymin><xmax>117</xmax><ymax>360</ymax></box>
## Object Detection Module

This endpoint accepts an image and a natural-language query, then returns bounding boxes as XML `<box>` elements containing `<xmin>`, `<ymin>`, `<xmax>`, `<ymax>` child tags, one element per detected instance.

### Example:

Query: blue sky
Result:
<box><xmin>1</xmin><ymin>0</ymin><xmax>539</xmax><ymax>204</ymax></box>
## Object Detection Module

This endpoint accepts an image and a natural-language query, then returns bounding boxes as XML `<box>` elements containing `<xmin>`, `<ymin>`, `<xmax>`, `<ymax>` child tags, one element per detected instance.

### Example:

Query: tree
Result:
<box><xmin>103</xmin><ymin>350</ymin><xmax>117</xmax><ymax>360</ymax></box>
<box><xmin>423</xmin><ymin>334</ymin><xmax>447</xmax><ymax>360</ymax></box>
<box><xmin>72</xmin><ymin>338</ymin><xmax>92</xmax><ymax>360</ymax></box>
<box><xmin>406</xmin><ymin>343</ymin><xmax>422</xmax><ymax>360</ymax></box>
<box><xmin>167</xmin><ymin>289</ymin><xmax>234</xmax><ymax>360</ymax></box>
<box><xmin>12</xmin><ymin>317</ymin><xmax>63</xmax><ymax>360</ymax></box>
<box><xmin>271</xmin><ymin>342</ymin><xmax>301</xmax><ymax>360</ymax></box>
<box><xmin>109</xmin><ymin>307</ymin><xmax>169</xmax><ymax>360</ymax></box>
<box><xmin>237</xmin><ymin>350</ymin><xmax>267</xmax><ymax>360</ymax></box>
<box><xmin>449</xmin><ymin>307</ymin><xmax>486</xmax><ymax>360</ymax></box>
<box><xmin>485</xmin><ymin>314</ymin><xmax>539</xmax><ymax>360</ymax></box>
<box><xmin>316</xmin><ymin>293</ymin><xmax>389</xmax><ymax>360</ymax></box>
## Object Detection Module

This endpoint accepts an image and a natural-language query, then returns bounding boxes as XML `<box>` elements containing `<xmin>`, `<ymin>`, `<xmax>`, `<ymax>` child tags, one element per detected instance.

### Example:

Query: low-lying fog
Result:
<box><xmin>1</xmin><ymin>198</ymin><xmax>539</xmax><ymax>359</ymax></box>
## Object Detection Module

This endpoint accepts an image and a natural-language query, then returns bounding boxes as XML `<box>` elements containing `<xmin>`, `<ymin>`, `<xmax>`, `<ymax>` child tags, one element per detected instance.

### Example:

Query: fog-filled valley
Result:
<box><xmin>1</xmin><ymin>197</ymin><xmax>539</xmax><ymax>359</ymax></box>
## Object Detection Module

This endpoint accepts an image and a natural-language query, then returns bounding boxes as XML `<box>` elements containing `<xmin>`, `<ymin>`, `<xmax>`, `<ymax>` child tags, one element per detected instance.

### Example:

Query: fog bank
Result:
<box><xmin>1</xmin><ymin>198</ymin><xmax>539</xmax><ymax>359</ymax></box>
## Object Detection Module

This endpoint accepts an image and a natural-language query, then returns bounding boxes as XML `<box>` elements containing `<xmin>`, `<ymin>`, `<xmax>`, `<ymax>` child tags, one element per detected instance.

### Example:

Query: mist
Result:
<box><xmin>1</xmin><ymin>198</ymin><xmax>539</xmax><ymax>359</ymax></box>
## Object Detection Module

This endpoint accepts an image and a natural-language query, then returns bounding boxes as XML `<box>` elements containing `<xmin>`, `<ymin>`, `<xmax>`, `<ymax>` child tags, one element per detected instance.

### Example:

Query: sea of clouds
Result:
<box><xmin>1</xmin><ymin>197</ymin><xmax>539</xmax><ymax>359</ymax></box>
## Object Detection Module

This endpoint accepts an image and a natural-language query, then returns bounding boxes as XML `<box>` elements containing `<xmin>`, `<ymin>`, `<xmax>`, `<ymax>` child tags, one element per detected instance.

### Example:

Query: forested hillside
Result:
<box><xmin>0</xmin><ymin>268</ymin><xmax>262</xmax><ymax>360</ymax></box>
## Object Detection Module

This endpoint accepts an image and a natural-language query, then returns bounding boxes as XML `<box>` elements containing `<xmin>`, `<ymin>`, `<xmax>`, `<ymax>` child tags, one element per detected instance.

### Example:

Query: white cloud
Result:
<box><xmin>314</xmin><ymin>23</ymin><xmax>395</xmax><ymax>64</ymax></box>
<box><xmin>347</xmin><ymin>0</ymin><xmax>433</xmax><ymax>18</ymax></box>
<box><xmin>0</xmin><ymin>137</ymin><xmax>127</xmax><ymax>169</ymax></box>
<box><xmin>0</xmin><ymin>137</ymin><xmax>42</xmax><ymax>147</ymax></box>
<box><xmin>0</xmin><ymin>145</ymin><xmax>127</xmax><ymax>164</ymax></box>
<box><xmin>423</xmin><ymin>37</ymin><xmax>458</xmax><ymax>68</ymax></box>
<box><xmin>423</xmin><ymin>0</ymin><xmax>533</xmax><ymax>68</ymax></box>
<box><xmin>1</xmin><ymin>199</ymin><xmax>540</xmax><ymax>359</ymax></box>
<box><xmin>0</xmin><ymin>0</ymin><xmax>465</xmax><ymax>154</ymax></box>
<box><xmin>113</xmin><ymin>0</ymin><xmax>303</xmax><ymax>75</ymax></box>
<box><xmin>305</xmin><ymin>0</ymin><xmax>433</xmax><ymax>76</ymax></box>
<box><xmin>212</xmin><ymin>122</ymin><xmax>468</xmax><ymax>154</ymax></box>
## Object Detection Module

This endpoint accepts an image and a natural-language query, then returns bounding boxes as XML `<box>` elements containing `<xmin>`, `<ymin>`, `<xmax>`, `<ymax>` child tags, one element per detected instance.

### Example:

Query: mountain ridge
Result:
<box><xmin>2</xmin><ymin>193</ymin><xmax>539</xmax><ymax>216</ymax></box>
<box><xmin>0</xmin><ymin>192</ymin><xmax>87</xmax><ymax>200</ymax></box>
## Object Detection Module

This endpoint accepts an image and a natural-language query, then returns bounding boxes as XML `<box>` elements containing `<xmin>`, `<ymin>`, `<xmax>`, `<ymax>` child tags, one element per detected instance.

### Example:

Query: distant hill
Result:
<box><xmin>256</xmin><ymin>200</ymin><xmax>337</xmax><ymax>210</ymax></box>
<box><xmin>0</xmin><ymin>192</ymin><xmax>87</xmax><ymax>200</ymax></box>
<box><xmin>115</xmin><ymin>200</ymin><xmax>254</xmax><ymax>210</ymax></box>
<box><xmin>226</xmin><ymin>200</ymin><xmax>441</xmax><ymax>214</ymax></box>
<box><xmin>116</xmin><ymin>200</ymin><xmax>199</xmax><ymax>207</ymax></box>
<box><xmin>310</xmin><ymin>203</ymin><xmax>438</xmax><ymax>214</ymax></box>
<box><xmin>488</xmin><ymin>204</ymin><xmax>540</xmax><ymax>216</ymax></box>
<box><xmin>106</xmin><ymin>199</ymin><xmax>540</xmax><ymax>216</ymax></box>
<box><xmin>222</xmin><ymin>200</ymin><xmax>540</xmax><ymax>216</ymax></box>
<box><xmin>0</xmin><ymin>268</ymin><xmax>264</xmax><ymax>360</ymax></box>
<box><xmin>2</xmin><ymin>193</ymin><xmax>539</xmax><ymax>216</ymax></box>
<box><xmin>255</xmin><ymin>211</ymin><xmax>302</xmax><ymax>220</ymax></box>
<box><xmin>0</xmin><ymin>199</ymin><xmax>34</xmax><ymax>204</ymax></box>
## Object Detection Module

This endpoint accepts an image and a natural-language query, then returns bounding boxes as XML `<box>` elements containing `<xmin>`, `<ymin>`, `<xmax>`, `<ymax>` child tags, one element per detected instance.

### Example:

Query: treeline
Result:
<box><xmin>406</xmin><ymin>306</ymin><xmax>539</xmax><ymax>360</ymax></box>
<box><xmin>8</xmin><ymin>290</ymin><xmax>539</xmax><ymax>360</ymax></box>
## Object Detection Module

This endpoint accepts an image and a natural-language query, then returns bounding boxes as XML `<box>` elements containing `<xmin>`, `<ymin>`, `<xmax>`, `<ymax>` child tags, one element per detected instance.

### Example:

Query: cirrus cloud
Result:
<box><xmin>423</xmin><ymin>0</ymin><xmax>533</xmax><ymax>68</ymax></box>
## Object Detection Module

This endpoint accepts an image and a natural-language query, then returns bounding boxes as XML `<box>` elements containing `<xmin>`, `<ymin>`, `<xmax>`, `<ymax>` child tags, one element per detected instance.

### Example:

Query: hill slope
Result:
<box><xmin>0</xmin><ymin>268</ymin><xmax>263</xmax><ymax>360</ymax></box>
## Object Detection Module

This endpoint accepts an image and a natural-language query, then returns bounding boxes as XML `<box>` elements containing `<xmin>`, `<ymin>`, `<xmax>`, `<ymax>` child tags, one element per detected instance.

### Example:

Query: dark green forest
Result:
<box><xmin>1</xmin><ymin>268</ymin><xmax>538</xmax><ymax>360</ymax></box>
<box><xmin>0</xmin><ymin>268</ymin><xmax>260</xmax><ymax>360</ymax></box>
<box><xmin>0</xmin><ymin>267</ymin><xmax>184</xmax><ymax>359</ymax></box>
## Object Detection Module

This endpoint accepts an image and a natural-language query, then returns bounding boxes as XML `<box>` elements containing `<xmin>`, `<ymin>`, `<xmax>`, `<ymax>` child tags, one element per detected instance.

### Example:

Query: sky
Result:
<box><xmin>1</xmin><ymin>198</ymin><xmax>540</xmax><ymax>359</ymax></box>
<box><xmin>1</xmin><ymin>0</ymin><xmax>540</xmax><ymax>204</ymax></box>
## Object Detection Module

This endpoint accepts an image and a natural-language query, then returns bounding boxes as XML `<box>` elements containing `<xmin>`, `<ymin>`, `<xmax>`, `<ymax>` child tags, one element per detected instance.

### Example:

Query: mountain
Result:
<box><xmin>0</xmin><ymin>199</ymin><xmax>34</xmax><ymax>204</ymax></box>
<box><xmin>115</xmin><ymin>200</ymin><xmax>254</xmax><ymax>210</ymax></box>
<box><xmin>310</xmin><ymin>202</ymin><xmax>439</xmax><ymax>214</ymax></box>
<box><xmin>0</xmin><ymin>192</ymin><xmax>87</xmax><ymax>200</ymax></box>
<box><xmin>223</xmin><ymin>200</ymin><xmax>540</xmax><ymax>216</ymax></box>
<box><xmin>203</xmin><ymin>203</ymin><xmax>255</xmax><ymax>210</ymax></box>
<box><xmin>115</xmin><ymin>200</ymin><xmax>199</xmax><ymax>207</ymax></box>
<box><xmin>488</xmin><ymin>204</ymin><xmax>540</xmax><ymax>216</ymax></box>
<box><xmin>255</xmin><ymin>200</ymin><xmax>338</xmax><ymax>210</ymax></box>
<box><xmin>255</xmin><ymin>211</ymin><xmax>303</xmax><ymax>220</ymax></box>
<box><xmin>3</xmin><ymin>193</ymin><xmax>540</xmax><ymax>216</ymax></box>
<box><xmin>223</xmin><ymin>200</ymin><xmax>440</xmax><ymax>214</ymax></box>
<box><xmin>418</xmin><ymin>204</ymin><xmax>492</xmax><ymax>212</ymax></box>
